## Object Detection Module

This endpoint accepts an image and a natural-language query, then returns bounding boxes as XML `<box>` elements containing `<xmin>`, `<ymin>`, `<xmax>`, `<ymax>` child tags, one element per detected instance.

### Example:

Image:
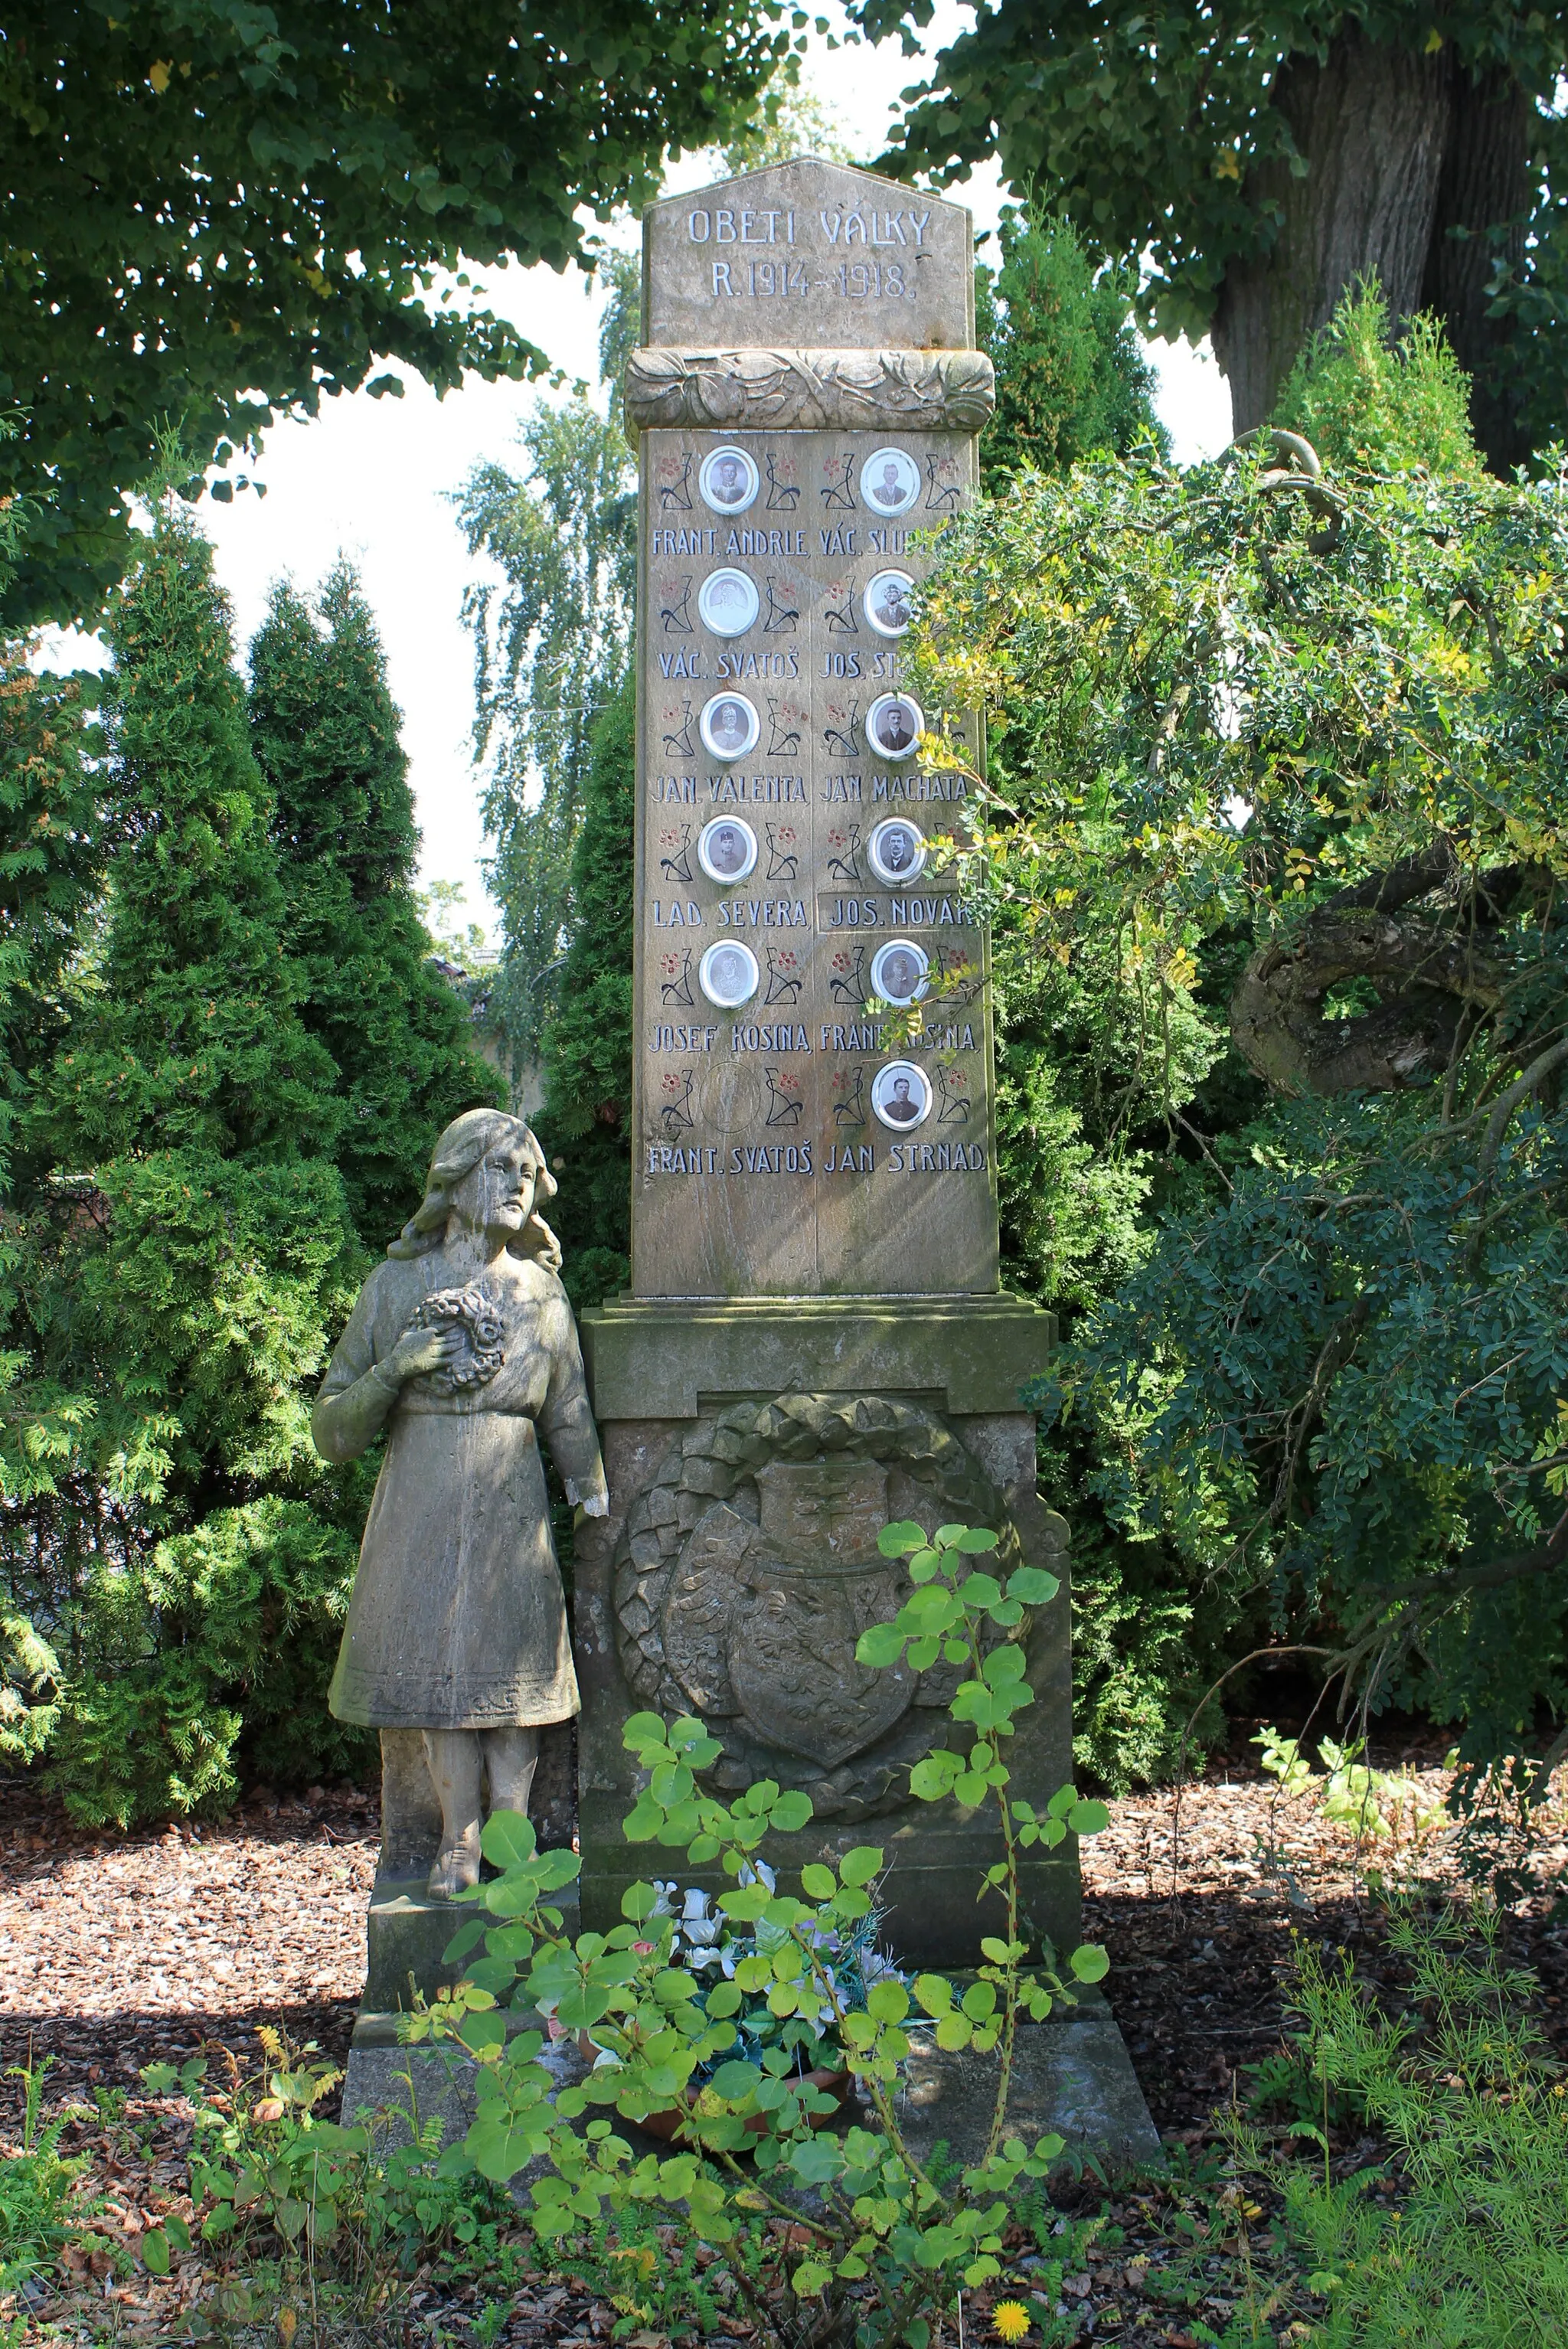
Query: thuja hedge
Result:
<box><xmin>0</xmin><ymin>506</ymin><xmax>497</xmax><ymax>1821</ymax></box>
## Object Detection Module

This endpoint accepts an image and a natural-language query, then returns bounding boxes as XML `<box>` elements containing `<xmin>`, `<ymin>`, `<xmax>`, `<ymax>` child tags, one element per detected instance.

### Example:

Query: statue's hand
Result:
<box><xmin>384</xmin><ymin>1324</ymin><xmax>467</xmax><ymax>1384</ymax></box>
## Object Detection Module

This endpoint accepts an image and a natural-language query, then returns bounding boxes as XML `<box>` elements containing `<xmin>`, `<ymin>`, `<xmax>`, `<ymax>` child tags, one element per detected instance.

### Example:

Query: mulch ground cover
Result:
<box><xmin>6</xmin><ymin>1736</ymin><xmax>1568</xmax><ymax>2345</ymax></box>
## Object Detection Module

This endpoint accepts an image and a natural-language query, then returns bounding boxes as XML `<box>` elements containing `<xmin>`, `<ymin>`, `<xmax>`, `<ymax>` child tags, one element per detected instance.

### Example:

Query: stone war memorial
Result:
<box><xmin>576</xmin><ymin>156</ymin><xmax>1067</xmax><ymax>1961</ymax></box>
<box><xmin>338</xmin><ymin>158</ymin><xmax>1155</xmax><ymax>2162</ymax></box>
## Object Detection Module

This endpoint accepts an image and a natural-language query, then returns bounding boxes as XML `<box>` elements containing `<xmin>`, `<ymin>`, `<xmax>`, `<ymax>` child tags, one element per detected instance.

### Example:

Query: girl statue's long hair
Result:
<box><xmin>386</xmin><ymin>1109</ymin><xmax>563</xmax><ymax>1269</ymax></box>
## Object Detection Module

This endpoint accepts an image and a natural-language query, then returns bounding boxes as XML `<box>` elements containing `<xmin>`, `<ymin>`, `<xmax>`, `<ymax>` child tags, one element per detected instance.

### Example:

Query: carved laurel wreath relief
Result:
<box><xmin>623</xmin><ymin>346</ymin><xmax>996</xmax><ymax>437</ymax></box>
<box><xmin>612</xmin><ymin>1390</ymin><xmax>1057</xmax><ymax>1822</ymax></box>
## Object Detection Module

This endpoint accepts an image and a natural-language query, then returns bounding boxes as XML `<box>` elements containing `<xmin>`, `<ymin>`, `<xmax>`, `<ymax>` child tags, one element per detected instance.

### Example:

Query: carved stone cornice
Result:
<box><xmin>623</xmin><ymin>344</ymin><xmax>995</xmax><ymax>437</ymax></box>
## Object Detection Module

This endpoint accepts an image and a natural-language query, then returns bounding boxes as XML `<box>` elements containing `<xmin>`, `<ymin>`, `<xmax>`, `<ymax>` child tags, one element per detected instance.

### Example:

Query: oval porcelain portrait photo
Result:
<box><xmin>871</xmin><ymin>1059</ymin><xmax>932</xmax><ymax>1130</ymax></box>
<box><xmin>699</xmin><ymin>690</ymin><xmax>760</xmax><ymax>763</ymax></box>
<box><xmin>697</xmin><ymin>815</ymin><xmax>758</xmax><ymax>884</ymax></box>
<box><xmin>871</xmin><ymin>937</ymin><xmax>929</xmax><ymax>1006</ymax></box>
<box><xmin>699</xmin><ymin>444</ymin><xmax>760</xmax><ymax>514</ymax></box>
<box><xmin>698</xmin><ymin>939</ymin><xmax>760</xmax><ymax>1008</ymax></box>
<box><xmin>859</xmin><ymin>445</ymin><xmax>921</xmax><ymax>517</ymax></box>
<box><xmin>864</xmin><ymin>569</ymin><xmax>915</xmax><ymax>639</ymax></box>
<box><xmin>866</xmin><ymin>692</ymin><xmax>923</xmax><ymax>763</ymax></box>
<box><xmin>697</xmin><ymin>567</ymin><xmax>761</xmax><ymax>637</ymax></box>
<box><xmin>867</xmin><ymin>816</ymin><xmax>927</xmax><ymax>885</ymax></box>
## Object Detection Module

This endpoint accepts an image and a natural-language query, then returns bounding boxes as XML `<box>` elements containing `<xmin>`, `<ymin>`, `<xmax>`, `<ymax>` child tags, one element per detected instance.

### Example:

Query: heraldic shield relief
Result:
<box><xmin>663</xmin><ymin>1459</ymin><xmax>915</xmax><ymax>1768</ymax></box>
<box><xmin>613</xmin><ymin>1392</ymin><xmax>1035</xmax><ymax>1820</ymax></box>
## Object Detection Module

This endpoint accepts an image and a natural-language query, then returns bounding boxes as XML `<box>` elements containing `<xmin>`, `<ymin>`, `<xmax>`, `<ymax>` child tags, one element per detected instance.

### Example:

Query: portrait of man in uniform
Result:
<box><xmin>871</xmin><ymin>1060</ymin><xmax>932</xmax><ymax>1130</ymax></box>
<box><xmin>699</xmin><ymin>818</ymin><xmax>756</xmax><ymax>882</ymax></box>
<box><xmin>864</xmin><ymin>570</ymin><xmax>913</xmax><ymax>636</ymax></box>
<box><xmin>701</xmin><ymin>694</ymin><xmax>757</xmax><ymax>761</ymax></box>
<box><xmin>700</xmin><ymin>941</ymin><xmax>760</xmax><ymax>1008</ymax></box>
<box><xmin>700</xmin><ymin>446</ymin><xmax>760</xmax><ymax>513</ymax></box>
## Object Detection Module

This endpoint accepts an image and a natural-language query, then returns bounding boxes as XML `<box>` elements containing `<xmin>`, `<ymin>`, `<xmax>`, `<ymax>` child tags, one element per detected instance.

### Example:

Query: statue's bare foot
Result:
<box><xmin>426</xmin><ymin>1827</ymin><xmax>481</xmax><ymax>1900</ymax></box>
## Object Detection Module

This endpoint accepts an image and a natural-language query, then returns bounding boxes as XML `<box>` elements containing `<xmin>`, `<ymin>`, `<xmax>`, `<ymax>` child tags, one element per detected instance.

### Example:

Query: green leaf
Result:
<box><xmin>463</xmin><ymin>1956</ymin><xmax>520</xmax><ymax>1995</ymax></box>
<box><xmin>800</xmin><ymin>1862</ymin><xmax>838</xmax><ymax>1899</ymax></box>
<box><xmin>1070</xmin><ymin>1943</ymin><xmax>1110</xmax><ymax>1983</ymax></box>
<box><xmin>838</xmin><ymin>1845</ymin><xmax>883</xmax><ymax>1886</ymax></box>
<box><xmin>878</xmin><ymin>1521</ymin><xmax>927</xmax><ymax>1556</ymax></box>
<box><xmin>866</xmin><ymin>1979</ymin><xmax>910</xmax><ymax>2023</ymax></box>
<box><xmin>915</xmin><ymin>1972</ymin><xmax>953</xmax><ymax>2015</ymax></box>
<box><xmin>856</xmin><ymin>1622</ymin><xmax>907</xmax><ymax>1668</ymax></box>
<box><xmin>770</xmin><ymin>1791</ymin><xmax>813</xmax><ymax>1834</ymax></box>
<box><xmin>1006</xmin><ymin>1567</ymin><xmax>1060</xmax><ymax>1605</ymax></box>
<box><xmin>443</xmin><ymin>1918</ymin><xmax>488</xmax><ymax>1963</ymax></box>
<box><xmin>536</xmin><ymin>1848</ymin><xmax>583</xmax><ymax>1890</ymax></box>
<box><xmin>956</xmin><ymin>1527</ymin><xmax>998</xmax><ymax>1551</ymax></box>
<box><xmin>480</xmin><ymin>1808</ymin><xmax>537</xmax><ymax>1869</ymax></box>
<box><xmin>141</xmin><ymin>2227</ymin><xmax>171</xmax><ymax>2275</ymax></box>
<box><xmin>459</xmin><ymin>2009</ymin><xmax>508</xmax><ymax>2054</ymax></box>
<box><xmin>621</xmin><ymin>1880</ymin><xmax>660</xmax><ymax>1922</ymax></box>
<box><xmin>1067</xmin><ymin>1799</ymin><xmax>1110</xmax><ymax>1836</ymax></box>
<box><xmin>708</xmin><ymin>2059</ymin><xmax>763</xmax><ymax>2099</ymax></box>
<box><xmin>910</xmin><ymin>1752</ymin><xmax>962</xmax><ymax>1801</ymax></box>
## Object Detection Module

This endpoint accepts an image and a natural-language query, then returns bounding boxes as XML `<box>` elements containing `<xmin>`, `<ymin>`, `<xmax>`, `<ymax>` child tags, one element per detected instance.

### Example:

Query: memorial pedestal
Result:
<box><xmin>575</xmin><ymin>1290</ymin><xmax>1078</xmax><ymax>1968</ymax></box>
<box><xmin>340</xmin><ymin>2004</ymin><xmax>1159</xmax><ymax>2177</ymax></box>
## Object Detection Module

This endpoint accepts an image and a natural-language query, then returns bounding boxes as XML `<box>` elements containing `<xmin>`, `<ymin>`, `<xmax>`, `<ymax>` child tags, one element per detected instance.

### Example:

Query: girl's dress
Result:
<box><xmin>312</xmin><ymin>1252</ymin><xmax>604</xmax><ymax>1729</ymax></box>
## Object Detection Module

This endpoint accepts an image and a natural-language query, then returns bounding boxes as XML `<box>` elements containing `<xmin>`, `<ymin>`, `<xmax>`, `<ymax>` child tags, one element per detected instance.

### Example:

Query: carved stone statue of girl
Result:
<box><xmin>312</xmin><ymin>1109</ymin><xmax>607</xmax><ymax>1897</ymax></box>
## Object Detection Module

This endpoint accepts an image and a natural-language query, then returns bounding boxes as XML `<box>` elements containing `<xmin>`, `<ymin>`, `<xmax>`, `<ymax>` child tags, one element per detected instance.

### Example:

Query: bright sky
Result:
<box><xmin>41</xmin><ymin>5</ymin><xmax>1232</xmax><ymax>940</ymax></box>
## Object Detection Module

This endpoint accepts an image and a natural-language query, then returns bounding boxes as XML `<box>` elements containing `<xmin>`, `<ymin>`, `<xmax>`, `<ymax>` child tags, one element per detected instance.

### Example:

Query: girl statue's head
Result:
<box><xmin>387</xmin><ymin>1109</ymin><xmax>563</xmax><ymax>1269</ymax></box>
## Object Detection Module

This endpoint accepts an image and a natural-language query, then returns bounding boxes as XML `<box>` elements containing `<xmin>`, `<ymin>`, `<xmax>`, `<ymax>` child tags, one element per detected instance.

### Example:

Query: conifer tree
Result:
<box><xmin>976</xmin><ymin>211</ymin><xmax>1168</xmax><ymax>494</ymax></box>
<box><xmin>534</xmin><ymin>675</ymin><xmax>635</xmax><ymax>1309</ymax></box>
<box><xmin>9</xmin><ymin>503</ymin><xmax>369</xmax><ymax>1824</ymax></box>
<box><xmin>249</xmin><ymin>564</ymin><xmax>501</xmax><ymax>1248</ymax></box>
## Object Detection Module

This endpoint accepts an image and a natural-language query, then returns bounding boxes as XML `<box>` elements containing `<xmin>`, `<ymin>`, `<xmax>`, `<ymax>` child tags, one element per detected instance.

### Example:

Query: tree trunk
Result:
<box><xmin>1212</xmin><ymin>29</ymin><xmax>1536</xmax><ymax>473</ymax></box>
<box><xmin>1214</xmin><ymin>25</ymin><xmax>1452</xmax><ymax>437</ymax></box>
<box><xmin>1420</xmin><ymin>64</ymin><xmax>1533</xmax><ymax>473</ymax></box>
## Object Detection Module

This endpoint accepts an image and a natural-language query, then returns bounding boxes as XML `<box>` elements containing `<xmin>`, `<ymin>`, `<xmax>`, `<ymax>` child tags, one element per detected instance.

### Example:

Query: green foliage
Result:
<box><xmin>1275</xmin><ymin>280</ymin><xmax>1483</xmax><ymax>476</ymax></box>
<box><xmin>534</xmin><ymin>676</ymin><xmax>635</xmax><ymax>1311</ymax></box>
<box><xmin>906</xmin><ymin>405</ymin><xmax>1568</xmax><ymax>1790</ymax></box>
<box><xmin>0</xmin><ymin>637</ymin><xmax>106</xmax><ymax>1182</ymax></box>
<box><xmin>456</xmin><ymin>398</ymin><xmax>635</xmax><ymax>1067</ymax></box>
<box><xmin>0</xmin><ymin>0</ymin><xmax>799</xmax><ymax>628</ymax></box>
<box><xmin>143</xmin><ymin>2027</ymin><xmax>514</xmax><ymax>2285</ymax></box>
<box><xmin>407</xmin><ymin>1521</ymin><xmax>1109</xmax><ymax>2349</ymax></box>
<box><xmin>976</xmin><ymin>209</ymin><xmax>1167</xmax><ymax>493</ymax></box>
<box><xmin>249</xmin><ymin>562</ymin><xmax>501</xmax><ymax>1248</ymax></box>
<box><xmin>719</xmin><ymin>77</ymin><xmax>854</xmax><ymax>175</ymax></box>
<box><xmin>854</xmin><ymin>1</ymin><xmax>1568</xmax><ymax>457</ymax></box>
<box><xmin>1259</xmin><ymin>1913</ymin><xmax>1568</xmax><ymax>2346</ymax></box>
<box><xmin>417</xmin><ymin>879</ymin><xmax>491</xmax><ymax>972</ymax></box>
<box><xmin>0</xmin><ymin>2059</ymin><xmax>95</xmax><ymax>2294</ymax></box>
<box><xmin>0</xmin><ymin>504</ymin><xmax>370</xmax><ymax>1823</ymax></box>
<box><xmin>1250</xmin><ymin>1724</ymin><xmax>1449</xmax><ymax>1845</ymax></box>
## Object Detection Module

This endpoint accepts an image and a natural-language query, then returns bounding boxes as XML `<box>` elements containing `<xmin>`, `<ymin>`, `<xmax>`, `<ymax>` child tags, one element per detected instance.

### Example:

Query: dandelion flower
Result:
<box><xmin>992</xmin><ymin>2303</ymin><xmax>1031</xmax><ymax>2344</ymax></box>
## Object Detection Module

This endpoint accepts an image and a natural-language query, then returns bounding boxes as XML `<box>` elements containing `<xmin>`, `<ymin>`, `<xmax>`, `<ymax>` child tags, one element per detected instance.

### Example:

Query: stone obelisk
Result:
<box><xmin>573</xmin><ymin>158</ymin><xmax>1077</xmax><ymax>1968</ymax></box>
